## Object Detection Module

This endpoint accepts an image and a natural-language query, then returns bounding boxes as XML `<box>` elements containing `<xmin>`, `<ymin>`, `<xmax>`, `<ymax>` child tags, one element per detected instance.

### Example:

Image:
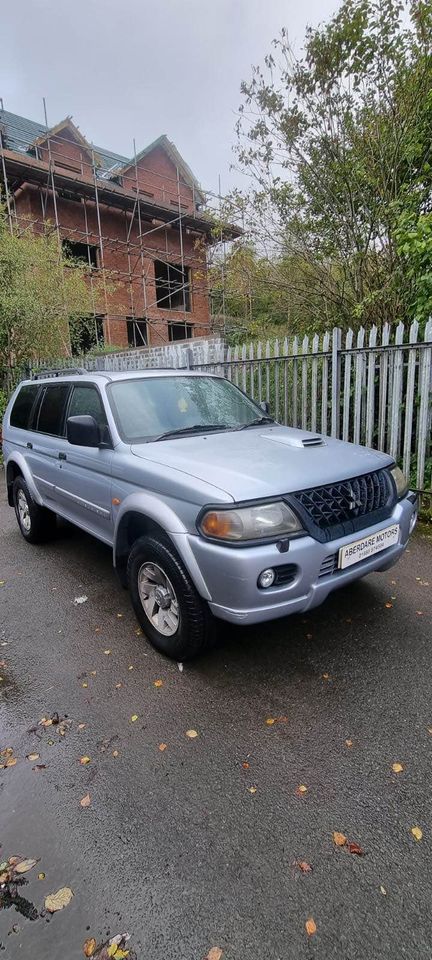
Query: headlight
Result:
<box><xmin>390</xmin><ymin>466</ymin><xmax>409</xmax><ymax>499</ymax></box>
<box><xmin>199</xmin><ymin>501</ymin><xmax>302</xmax><ymax>542</ymax></box>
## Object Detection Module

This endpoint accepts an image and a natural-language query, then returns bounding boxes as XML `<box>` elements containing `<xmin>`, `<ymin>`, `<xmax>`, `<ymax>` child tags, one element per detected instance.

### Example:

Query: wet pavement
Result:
<box><xmin>0</xmin><ymin>477</ymin><xmax>431</xmax><ymax>960</ymax></box>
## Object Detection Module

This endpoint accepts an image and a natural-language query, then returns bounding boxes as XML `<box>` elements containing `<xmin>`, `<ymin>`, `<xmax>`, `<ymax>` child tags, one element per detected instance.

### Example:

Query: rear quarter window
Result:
<box><xmin>10</xmin><ymin>385</ymin><xmax>40</xmax><ymax>429</ymax></box>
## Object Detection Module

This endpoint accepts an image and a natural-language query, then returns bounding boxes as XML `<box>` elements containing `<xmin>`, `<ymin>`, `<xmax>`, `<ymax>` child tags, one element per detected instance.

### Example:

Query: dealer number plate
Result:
<box><xmin>338</xmin><ymin>524</ymin><xmax>400</xmax><ymax>570</ymax></box>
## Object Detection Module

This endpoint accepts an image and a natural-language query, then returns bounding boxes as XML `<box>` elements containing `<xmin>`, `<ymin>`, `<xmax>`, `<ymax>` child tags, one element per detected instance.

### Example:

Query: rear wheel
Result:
<box><xmin>13</xmin><ymin>477</ymin><xmax>57</xmax><ymax>544</ymax></box>
<box><xmin>127</xmin><ymin>535</ymin><xmax>216</xmax><ymax>660</ymax></box>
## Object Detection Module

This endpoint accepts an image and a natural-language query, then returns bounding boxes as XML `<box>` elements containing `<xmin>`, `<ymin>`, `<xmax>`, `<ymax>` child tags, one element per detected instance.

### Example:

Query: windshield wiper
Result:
<box><xmin>153</xmin><ymin>423</ymin><xmax>229</xmax><ymax>441</ymax></box>
<box><xmin>236</xmin><ymin>416</ymin><xmax>275</xmax><ymax>430</ymax></box>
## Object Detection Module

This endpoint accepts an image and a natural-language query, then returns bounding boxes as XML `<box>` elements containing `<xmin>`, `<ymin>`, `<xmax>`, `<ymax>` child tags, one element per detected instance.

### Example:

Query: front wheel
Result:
<box><xmin>127</xmin><ymin>535</ymin><xmax>216</xmax><ymax>660</ymax></box>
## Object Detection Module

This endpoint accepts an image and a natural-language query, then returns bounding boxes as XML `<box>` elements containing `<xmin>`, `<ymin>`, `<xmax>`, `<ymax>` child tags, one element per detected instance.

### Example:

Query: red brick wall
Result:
<box><xmin>38</xmin><ymin>127</ymin><xmax>94</xmax><ymax>179</ymax></box>
<box><xmin>14</xmin><ymin>178</ymin><xmax>211</xmax><ymax>350</ymax></box>
<box><xmin>120</xmin><ymin>145</ymin><xmax>195</xmax><ymax>212</ymax></box>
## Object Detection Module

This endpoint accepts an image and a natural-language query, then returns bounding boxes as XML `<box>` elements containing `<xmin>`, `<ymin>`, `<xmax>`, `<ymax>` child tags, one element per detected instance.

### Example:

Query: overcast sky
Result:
<box><xmin>1</xmin><ymin>0</ymin><xmax>338</xmax><ymax>197</ymax></box>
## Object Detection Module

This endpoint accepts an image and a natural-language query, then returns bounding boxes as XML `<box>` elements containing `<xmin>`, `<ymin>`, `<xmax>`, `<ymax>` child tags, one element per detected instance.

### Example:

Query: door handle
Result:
<box><xmin>26</xmin><ymin>441</ymin><xmax>33</xmax><ymax>449</ymax></box>
<box><xmin>58</xmin><ymin>452</ymin><xmax>67</xmax><ymax>461</ymax></box>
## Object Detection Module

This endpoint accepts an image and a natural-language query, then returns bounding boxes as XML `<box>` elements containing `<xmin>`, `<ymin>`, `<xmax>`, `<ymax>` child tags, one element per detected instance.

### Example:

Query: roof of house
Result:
<box><xmin>0</xmin><ymin>108</ymin><xmax>205</xmax><ymax>199</ymax></box>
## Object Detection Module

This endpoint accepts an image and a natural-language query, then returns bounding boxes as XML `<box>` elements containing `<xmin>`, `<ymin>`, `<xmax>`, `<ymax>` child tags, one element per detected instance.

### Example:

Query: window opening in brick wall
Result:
<box><xmin>127</xmin><ymin>318</ymin><xmax>148</xmax><ymax>348</ymax></box>
<box><xmin>168</xmin><ymin>322</ymin><xmax>193</xmax><ymax>342</ymax></box>
<box><xmin>63</xmin><ymin>240</ymin><xmax>99</xmax><ymax>268</ymax></box>
<box><xmin>154</xmin><ymin>260</ymin><xmax>190</xmax><ymax>311</ymax></box>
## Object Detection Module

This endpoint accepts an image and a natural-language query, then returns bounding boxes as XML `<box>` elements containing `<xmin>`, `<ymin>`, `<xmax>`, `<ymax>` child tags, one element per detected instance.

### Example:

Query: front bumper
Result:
<box><xmin>173</xmin><ymin>493</ymin><xmax>417</xmax><ymax>625</ymax></box>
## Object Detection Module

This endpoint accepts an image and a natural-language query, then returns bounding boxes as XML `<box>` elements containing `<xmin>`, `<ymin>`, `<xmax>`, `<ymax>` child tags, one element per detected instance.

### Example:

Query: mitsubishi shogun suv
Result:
<box><xmin>2</xmin><ymin>368</ymin><xmax>417</xmax><ymax>659</ymax></box>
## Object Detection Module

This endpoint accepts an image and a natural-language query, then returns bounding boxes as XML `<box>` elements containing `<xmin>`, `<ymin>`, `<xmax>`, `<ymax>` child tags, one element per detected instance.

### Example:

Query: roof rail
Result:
<box><xmin>31</xmin><ymin>366</ymin><xmax>87</xmax><ymax>380</ymax></box>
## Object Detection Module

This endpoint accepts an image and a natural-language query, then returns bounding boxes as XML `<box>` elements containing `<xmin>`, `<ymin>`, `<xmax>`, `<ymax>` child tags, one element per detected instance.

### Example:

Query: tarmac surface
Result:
<box><xmin>0</xmin><ymin>479</ymin><xmax>431</xmax><ymax>959</ymax></box>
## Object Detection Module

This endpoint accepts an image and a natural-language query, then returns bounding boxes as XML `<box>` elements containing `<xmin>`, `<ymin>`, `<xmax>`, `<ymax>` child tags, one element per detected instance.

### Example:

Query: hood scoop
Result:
<box><xmin>302</xmin><ymin>436</ymin><xmax>325</xmax><ymax>447</ymax></box>
<box><xmin>264</xmin><ymin>433</ymin><xmax>326</xmax><ymax>449</ymax></box>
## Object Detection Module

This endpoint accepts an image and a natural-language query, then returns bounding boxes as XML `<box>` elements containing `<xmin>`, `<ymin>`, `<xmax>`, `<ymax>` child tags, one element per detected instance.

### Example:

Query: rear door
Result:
<box><xmin>54</xmin><ymin>383</ymin><xmax>114</xmax><ymax>543</ymax></box>
<box><xmin>24</xmin><ymin>382</ymin><xmax>72</xmax><ymax>505</ymax></box>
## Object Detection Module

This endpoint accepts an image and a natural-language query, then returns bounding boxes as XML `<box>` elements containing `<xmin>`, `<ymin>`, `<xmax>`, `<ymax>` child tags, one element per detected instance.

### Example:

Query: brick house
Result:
<box><xmin>0</xmin><ymin>109</ymin><xmax>239</xmax><ymax>351</ymax></box>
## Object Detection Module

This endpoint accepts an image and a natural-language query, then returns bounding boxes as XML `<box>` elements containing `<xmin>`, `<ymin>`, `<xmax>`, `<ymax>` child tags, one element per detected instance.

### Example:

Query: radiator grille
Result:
<box><xmin>291</xmin><ymin>470</ymin><xmax>391</xmax><ymax>532</ymax></box>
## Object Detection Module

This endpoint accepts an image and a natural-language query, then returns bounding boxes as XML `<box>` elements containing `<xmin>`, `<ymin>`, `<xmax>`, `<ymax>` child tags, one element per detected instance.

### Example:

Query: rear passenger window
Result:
<box><xmin>68</xmin><ymin>385</ymin><xmax>107</xmax><ymax>427</ymax></box>
<box><xmin>10</xmin><ymin>385</ymin><xmax>39</xmax><ymax>429</ymax></box>
<box><xmin>37</xmin><ymin>384</ymin><xmax>70</xmax><ymax>436</ymax></box>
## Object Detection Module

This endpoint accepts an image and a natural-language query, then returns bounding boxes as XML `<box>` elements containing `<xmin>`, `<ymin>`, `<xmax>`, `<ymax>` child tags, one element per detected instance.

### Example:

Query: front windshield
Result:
<box><xmin>107</xmin><ymin>375</ymin><xmax>266</xmax><ymax>442</ymax></box>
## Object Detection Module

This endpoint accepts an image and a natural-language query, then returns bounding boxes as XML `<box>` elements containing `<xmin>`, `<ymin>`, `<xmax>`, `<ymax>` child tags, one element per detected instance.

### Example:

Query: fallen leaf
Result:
<box><xmin>73</xmin><ymin>596</ymin><xmax>88</xmax><ymax>605</ymax></box>
<box><xmin>14</xmin><ymin>858</ymin><xmax>39</xmax><ymax>874</ymax></box>
<box><xmin>80</xmin><ymin>756</ymin><xmax>91</xmax><ymax>765</ymax></box>
<box><xmin>428</xmin><ymin>727</ymin><xmax>432</xmax><ymax>735</ymax></box>
<box><xmin>204</xmin><ymin>949</ymin><xmax>223</xmax><ymax>960</ymax></box>
<box><xmin>80</xmin><ymin>794</ymin><xmax>91</xmax><ymax>808</ymax></box>
<box><xmin>296</xmin><ymin>784</ymin><xmax>308</xmax><ymax>796</ymax></box>
<box><xmin>38</xmin><ymin>872</ymin><xmax>46</xmax><ymax>880</ymax></box>
<box><xmin>45</xmin><ymin>886</ymin><xmax>74</xmax><ymax>912</ymax></box>
<box><xmin>322</xmin><ymin>672</ymin><xmax>330</xmax><ymax>680</ymax></box>
<box><xmin>128</xmin><ymin>665</ymin><xmax>133</xmax><ymax>671</ymax></box>
<box><xmin>333</xmin><ymin>831</ymin><xmax>347</xmax><ymax>847</ymax></box>
<box><xmin>296</xmin><ymin>860</ymin><xmax>312</xmax><ymax>873</ymax></box>
<box><xmin>345</xmin><ymin>739</ymin><xmax>353</xmax><ymax>747</ymax></box>
<box><xmin>104</xmin><ymin>650</ymin><xmax>111</xmax><ymax>655</ymax></box>
<box><xmin>83</xmin><ymin>938</ymin><xmax>97</xmax><ymax>957</ymax></box>
<box><xmin>380</xmin><ymin>885</ymin><xmax>387</xmax><ymax>895</ymax></box>
<box><xmin>0</xmin><ymin>872</ymin><xmax>8</xmax><ymax>883</ymax></box>
<box><xmin>248</xmin><ymin>786</ymin><xmax>257</xmax><ymax>794</ymax></box>
<box><xmin>348</xmin><ymin>842</ymin><xmax>364</xmax><ymax>855</ymax></box>
<box><xmin>154</xmin><ymin>679</ymin><xmax>163</xmax><ymax>687</ymax></box>
<box><xmin>186</xmin><ymin>729</ymin><xmax>198</xmax><ymax>738</ymax></box>
<box><xmin>242</xmin><ymin>761</ymin><xmax>250</xmax><ymax>769</ymax></box>
<box><xmin>1</xmin><ymin>747</ymin><xmax>14</xmax><ymax>757</ymax></box>
<box><xmin>115</xmin><ymin>683</ymin><xmax>122</xmax><ymax>689</ymax></box>
<box><xmin>159</xmin><ymin>743</ymin><xmax>167</xmax><ymax>752</ymax></box>
<box><xmin>392</xmin><ymin>762</ymin><xmax>403</xmax><ymax>773</ymax></box>
<box><xmin>130</xmin><ymin>715</ymin><xmax>138</xmax><ymax>723</ymax></box>
<box><xmin>113</xmin><ymin>750</ymin><xmax>119</xmax><ymax>758</ymax></box>
<box><xmin>385</xmin><ymin>602</ymin><xmax>393</xmax><ymax>609</ymax></box>
<box><xmin>265</xmin><ymin>718</ymin><xmax>275</xmax><ymax>725</ymax></box>
<box><xmin>32</xmin><ymin>764</ymin><xmax>46</xmax><ymax>771</ymax></box>
<box><xmin>305</xmin><ymin>918</ymin><xmax>316</xmax><ymax>936</ymax></box>
<box><xmin>5</xmin><ymin>757</ymin><xmax>17</xmax><ymax>768</ymax></box>
<box><xmin>82</xmin><ymin>682</ymin><xmax>88</xmax><ymax>689</ymax></box>
<box><xmin>90</xmin><ymin>671</ymin><xmax>97</xmax><ymax>676</ymax></box>
<box><xmin>117</xmin><ymin>613</ymin><xmax>123</xmax><ymax>619</ymax></box>
<box><xmin>78</xmin><ymin>723</ymin><xmax>86</xmax><ymax>731</ymax></box>
<box><xmin>178</xmin><ymin>662</ymin><xmax>184</xmax><ymax>672</ymax></box>
<box><xmin>411</xmin><ymin>826</ymin><xmax>423</xmax><ymax>841</ymax></box>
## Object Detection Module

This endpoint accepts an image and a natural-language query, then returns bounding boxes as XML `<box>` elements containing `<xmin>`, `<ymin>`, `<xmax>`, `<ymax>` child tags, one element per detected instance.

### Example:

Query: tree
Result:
<box><xmin>233</xmin><ymin>0</ymin><xmax>432</xmax><ymax>332</ymax></box>
<box><xmin>0</xmin><ymin>208</ymin><xmax>104</xmax><ymax>378</ymax></box>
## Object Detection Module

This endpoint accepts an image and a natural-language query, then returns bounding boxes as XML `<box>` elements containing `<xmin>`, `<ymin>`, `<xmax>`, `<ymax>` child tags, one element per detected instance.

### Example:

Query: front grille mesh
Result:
<box><xmin>292</xmin><ymin>470</ymin><xmax>390</xmax><ymax>531</ymax></box>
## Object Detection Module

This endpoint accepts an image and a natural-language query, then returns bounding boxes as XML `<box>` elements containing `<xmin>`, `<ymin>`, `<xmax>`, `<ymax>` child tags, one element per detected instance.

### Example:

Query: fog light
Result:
<box><xmin>258</xmin><ymin>568</ymin><xmax>275</xmax><ymax>588</ymax></box>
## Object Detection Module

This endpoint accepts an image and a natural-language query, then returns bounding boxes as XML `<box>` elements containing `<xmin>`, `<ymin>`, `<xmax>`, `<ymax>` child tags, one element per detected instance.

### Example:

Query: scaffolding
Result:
<box><xmin>0</xmin><ymin>99</ymin><xmax>238</xmax><ymax>354</ymax></box>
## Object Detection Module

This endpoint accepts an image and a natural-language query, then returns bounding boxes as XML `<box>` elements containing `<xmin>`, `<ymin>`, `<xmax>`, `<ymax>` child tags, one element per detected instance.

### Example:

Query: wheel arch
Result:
<box><xmin>6</xmin><ymin>455</ymin><xmax>42</xmax><ymax>507</ymax></box>
<box><xmin>113</xmin><ymin>496</ymin><xmax>211</xmax><ymax>600</ymax></box>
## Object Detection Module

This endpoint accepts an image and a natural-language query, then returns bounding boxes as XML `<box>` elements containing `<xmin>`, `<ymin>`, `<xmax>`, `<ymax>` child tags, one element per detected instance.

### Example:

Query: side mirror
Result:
<box><xmin>260</xmin><ymin>401</ymin><xmax>270</xmax><ymax>414</ymax></box>
<box><xmin>67</xmin><ymin>415</ymin><xmax>101</xmax><ymax>447</ymax></box>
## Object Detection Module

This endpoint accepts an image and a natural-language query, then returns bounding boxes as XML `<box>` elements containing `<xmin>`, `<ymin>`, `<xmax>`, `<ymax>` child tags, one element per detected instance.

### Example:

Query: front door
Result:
<box><xmin>55</xmin><ymin>383</ymin><xmax>114</xmax><ymax>543</ymax></box>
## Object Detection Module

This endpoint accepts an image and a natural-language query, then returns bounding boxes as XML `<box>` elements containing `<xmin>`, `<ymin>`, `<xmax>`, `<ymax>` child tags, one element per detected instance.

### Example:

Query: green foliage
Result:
<box><xmin>0</xmin><ymin>207</ymin><xmax>104</xmax><ymax>376</ymax></box>
<box><xmin>231</xmin><ymin>0</ymin><xmax>432</xmax><ymax>333</ymax></box>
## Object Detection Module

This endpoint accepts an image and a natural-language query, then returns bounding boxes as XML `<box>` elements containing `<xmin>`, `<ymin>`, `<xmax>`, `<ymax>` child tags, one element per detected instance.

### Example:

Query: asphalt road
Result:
<box><xmin>0</xmin><ymin>478</ymin><xmax>431</xmax><ymax>960</ymax></box>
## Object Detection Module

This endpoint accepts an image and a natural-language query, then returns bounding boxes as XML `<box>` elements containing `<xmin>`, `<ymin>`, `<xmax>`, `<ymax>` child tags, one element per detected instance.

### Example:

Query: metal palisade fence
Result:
<box><xmin>196</xmin><ymin>320</ymin><xmax>432</xmax><ymax>494</ymax></box>
<box><xmin>9</xmin><ymin>320</ymin><xmax>432</xmax><ymax>493</ymax></box>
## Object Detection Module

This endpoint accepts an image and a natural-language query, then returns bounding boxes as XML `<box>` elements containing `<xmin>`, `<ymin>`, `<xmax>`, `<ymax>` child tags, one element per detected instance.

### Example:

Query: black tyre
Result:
<box><xmin>13</xmin><ymin>477</ymin><xmax>57</xmax><ymax>544</ymax></box>
<box><xmin>127</xmin><ymin>535</ymin><xmax>216</xmax><ymax>660</ymax></box>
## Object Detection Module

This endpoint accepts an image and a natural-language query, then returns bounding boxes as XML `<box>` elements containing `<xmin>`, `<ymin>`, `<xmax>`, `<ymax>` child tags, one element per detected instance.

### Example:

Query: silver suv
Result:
<box><xmin>2</xmin><ymin>368</ymin><xmax>417</xmax><ymax>659</ymax></box>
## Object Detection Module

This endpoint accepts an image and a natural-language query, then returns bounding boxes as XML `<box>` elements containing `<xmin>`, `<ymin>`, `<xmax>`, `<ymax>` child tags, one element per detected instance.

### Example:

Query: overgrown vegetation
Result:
<box><xmin>0</xmin><ymin>207</ymin><xmax>106</xmax><ymax>388</ymax></box>
<box><xmin>213</xmin><ymin>0</ymin><xmax>432</xmax><ymax>339</ymax></box>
